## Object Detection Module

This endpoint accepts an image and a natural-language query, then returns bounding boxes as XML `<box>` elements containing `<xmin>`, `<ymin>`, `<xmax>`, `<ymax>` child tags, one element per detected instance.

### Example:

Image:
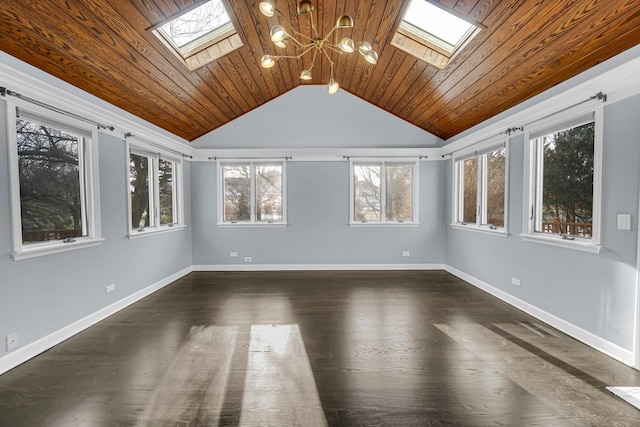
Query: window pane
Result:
<box><xmin>538</xmin><ymin>122</ymin><xmax>594</xmax><ymax>237</ymax></box>
<box><xmin>354</xmin><ymin>165</ymin><xmax>381</xmax><ymax>221</ymax></box>
<box><xmin>17</xmin><ymin>118</ymin><xmax>84</xmax><ymax>244</ymax></box>
<box><xmin>386</xmin><ymin>165</ymin><xmax>413</xmax><ymax>222</ymax></box>
<box><xmin>462</xmin><ymin>157</ymin><xmax>477</xmax><ymax>224</ymax></box>
<box><xmin>159</xmin><ymin>159</ymin><xmax>174</xmax><ymax>225</ymax></box>
<box><xmin>223</xmin><ymin>165</ymin><xmax>251</xmax><ymax>222</ymax></box>
<box><xmin>255</xmin><ymin>165</ymin><xmax>282</xmax><ymax>223</ymax></box>
<box><xmin>485</xmin><ymin>149</ymin><xmax>506</xmax><ymax>227</ymax></box>
<box><xmin>130</xmin><ymin>153</ymin><xmax>151</xmax><ymax>229</ymax></box>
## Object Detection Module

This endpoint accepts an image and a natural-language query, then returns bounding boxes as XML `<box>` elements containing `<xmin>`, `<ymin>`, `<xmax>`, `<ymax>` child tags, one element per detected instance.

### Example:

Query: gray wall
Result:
<box><xmin>191</xmin><ymin>85</ymin><xmax>443</xmax><ymax>149</ymax></box>
<box><xmin>0</xmin><ymin>80</ymin><xmax>193</xmax><ymax>360</ymax></box>
<box><xmin>192</xmin><ymin>160</ymin><xmax>446</xmax><ymax>266</ymax></box>
<box><xmin>444</xmin><ymin>94</ymin><xmax>640</xmax><ymax>351</ymax></box>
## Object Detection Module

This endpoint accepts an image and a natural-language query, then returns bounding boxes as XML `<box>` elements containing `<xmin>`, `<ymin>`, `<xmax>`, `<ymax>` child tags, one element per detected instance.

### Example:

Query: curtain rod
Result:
<box><xmin>343</xmin><ymin>155</ymin><xmax>427</xmax><ymax>160</ymax></box>
<box><xmin>209</xmin><ymin>156</ymin><xmax>292</xmax><ymax>160</ymax></box>
<box><xmin>125</xmin><ymin>133</ymin><xmax>192</xmax><ymax>159</ymax></box>
<box><xmin>441</xmin><ymin>91</ymin><xmax>607</xmax><ymax>158</ymax></box>
<box><xmin>1</xmin><ymin>86</ymin><xmax>115</xmax><ymax>131</ymax></box>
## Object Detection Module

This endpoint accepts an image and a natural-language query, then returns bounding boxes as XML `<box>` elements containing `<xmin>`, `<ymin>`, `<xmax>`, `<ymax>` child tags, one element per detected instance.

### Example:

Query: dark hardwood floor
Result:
<box><xmin>1</xmin><ymin>270</ymin><xmax>639</xmax><ymax>426</ymax></box>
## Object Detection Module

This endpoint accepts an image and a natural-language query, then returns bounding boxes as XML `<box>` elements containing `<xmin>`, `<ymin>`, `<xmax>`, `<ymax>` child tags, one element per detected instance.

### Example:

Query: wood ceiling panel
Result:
<box><xmin>1</xmin><ymin>0</ymin><xmax>639</xmax><ymax>141</ymax></box>
<box><xmin>423</xmin><ymin>0</ymin><xmax>640</xmax><ymax>137</ymax></box>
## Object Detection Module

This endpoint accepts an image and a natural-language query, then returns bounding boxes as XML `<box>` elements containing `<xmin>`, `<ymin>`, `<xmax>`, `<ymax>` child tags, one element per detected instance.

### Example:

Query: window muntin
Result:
<box><xmin>7</xmin><ymin>103</ymin><xmax>101</xmax><ymax>259</ymax></box>
<box><xmin>454</xmin><ymin>146</ymin><xmax>507</xmax><ymax>231</ymax></box>
<box><xmin>533</xmin><ymin>120</ymin><xmax>594</xmax><ymax>238</ymax></box>
<box><xmin>351</xmin><ymin>162</ymin><xmax>417</xmax><ymax>224</ymax></box>
<box><xmin>128</xmin><ymin>148</ymin><xmax>182</xmax><ymax>235</ymax></box>
<box><xmin>220</xmin><ymin>162</ymin><xmax>286</xmax><ymax>225</ymax></box>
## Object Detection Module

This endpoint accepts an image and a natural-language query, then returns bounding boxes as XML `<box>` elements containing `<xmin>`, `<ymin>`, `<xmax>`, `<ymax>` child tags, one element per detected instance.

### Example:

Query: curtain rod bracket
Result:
<box><xmin>592</xmin><ymin>91</ymin><xmax>607</xmax><ymax>102</ymax></box>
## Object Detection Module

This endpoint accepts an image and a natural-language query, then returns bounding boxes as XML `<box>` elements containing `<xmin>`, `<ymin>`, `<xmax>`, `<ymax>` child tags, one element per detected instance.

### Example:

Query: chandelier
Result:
<box><xmin>258</xmin><ymin>0</ymin><xmax>379</xmax><ymax>94</ymax></box>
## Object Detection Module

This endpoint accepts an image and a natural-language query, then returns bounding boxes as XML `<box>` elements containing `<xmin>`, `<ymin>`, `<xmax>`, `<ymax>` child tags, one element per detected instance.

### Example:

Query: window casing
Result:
<box><xmin>128</xmin><ymin>145</ymin><xmax>183</xmax><ymax>237</ymax></box>
<box><xmin>453</xmin><ymin>144</ymin><xmax>508</xmax><ymax>234</ymax></box>
<box><xmin>218</xmin><ymin>161</ymin><xmax>286</xmax><ymax>225</ymax></box>
<box><xmin>6</xmin><ymin>101</ymin><xmax>102</xmax><ymax>260</ymax></box>
<box><xmin>350</xmin><ymin>161</ymin><xmax>418</xmax><ymax>225</ymax></box>
<box><xmin>523</xmin><ymin>106</ymin><xmax>603</xmax><ymax>253</ymax></box>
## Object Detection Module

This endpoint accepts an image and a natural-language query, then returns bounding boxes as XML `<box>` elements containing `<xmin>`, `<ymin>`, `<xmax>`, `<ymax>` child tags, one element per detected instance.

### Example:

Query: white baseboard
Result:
<box><xmin>2</xmin><ymin>263</ymin><xmax>634</xmax><ymax>375</ymax></box>
<box><xmin>0</xmin><ymin>266</ymin><xmax>193</xmax><ymax>376</ymax></box>
<box><xmin>193</xmin><ymin>263</ymin><xmax>445</xmax><ymax>271</ymax></box>
<box><xmin>444</xmin><ymin>265</ymin><xmax>635</xmax><ymax>367</ymax></box>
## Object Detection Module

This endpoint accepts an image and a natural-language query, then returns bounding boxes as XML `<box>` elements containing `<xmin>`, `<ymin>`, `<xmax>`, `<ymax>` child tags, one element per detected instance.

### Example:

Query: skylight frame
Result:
<box><xmin>392</xmin><ymin>0</ymin><xmax>482</xmax><ymax>69</ymax></box>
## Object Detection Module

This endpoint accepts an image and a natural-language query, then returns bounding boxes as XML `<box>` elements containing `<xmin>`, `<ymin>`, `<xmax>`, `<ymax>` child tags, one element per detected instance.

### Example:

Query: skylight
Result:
<box><xmin>392</xmin><ymin>0</ymin><xmax>481</xmax><ymax>69</ymax></box>
<box><xmin>152</xmin><ymin>0</ymin><xmax>242</xmax><ymax>71</ymax></box>
<box><xmin>403</xmin><ymin>0</ymin><xmax>475</xmax><ymax>50</ymax></box>
<box><xmin>157</xmin><ymin>0</ymin><xmax>232</xmax><ymax>56</ymax></box>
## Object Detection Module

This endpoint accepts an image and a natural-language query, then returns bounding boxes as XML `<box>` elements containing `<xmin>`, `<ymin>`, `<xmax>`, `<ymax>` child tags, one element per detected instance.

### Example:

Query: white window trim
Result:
<box><xmin>216</xmin><ymin>160</ymin><xmax>288</xmax><ymax>227</ymax></box>
<box><xmin>6</xmin><ymin>99</ymin><xmax>103</xmax><ymax>260</ymax></box>
<box><xmin>349</xmin><ymin>160</ymin><xmax>420</xmax><ymax>226</ymax></box>
<box><xmin>126</xmin><ymin>140</ymin><xmax>185</xmax><ymax>238</ymax></box>
<box><xmin>520</xmin><ymin>103</ymin><xmax>603</xmax><ymax>254</ymax></box>
<box><xmin>451</xmin><ymin>138</ymin><xmax>509</xmax><ymax>236</ymax></box>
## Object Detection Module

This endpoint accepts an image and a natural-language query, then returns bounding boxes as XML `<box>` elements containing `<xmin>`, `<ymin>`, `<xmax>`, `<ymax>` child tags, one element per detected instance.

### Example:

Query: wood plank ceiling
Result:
<box><xmin>1</xmin><ymin>0</ymin><xmax>640</xmax><ymax>142</ymax></box>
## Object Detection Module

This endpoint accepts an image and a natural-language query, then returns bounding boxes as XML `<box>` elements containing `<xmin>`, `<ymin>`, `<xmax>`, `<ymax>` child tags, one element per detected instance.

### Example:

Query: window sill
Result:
<box><xmin>349</xmin><ymin>221</ymin><xmax>420</xmax><ymax>227</ymax></box>
<box><xmin>216</xmin><ymin>222</ymin><xmax>287</xmax><ymax>228</ymax></box>
<box><xmin>451</xmin><ymin>223</ymin><xmax>508</xmax><ymax>237</ymax></box>
<box><xmin>128</xmin><ymin>224</ymin><xmax>186</xmax><ymax>239</ymax></box>
<box><xmin>520</xmin><ymin>233</ymin><xmax>601</xmax><ymax>254</ymax></box>
<box><xmin>11</xmin><ymin>237</ymin><xmax>105</xmax><ymax>261</ymax></box>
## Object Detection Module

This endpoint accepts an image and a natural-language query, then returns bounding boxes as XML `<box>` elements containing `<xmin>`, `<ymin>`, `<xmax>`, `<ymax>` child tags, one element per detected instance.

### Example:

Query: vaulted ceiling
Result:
<box><xmin>1</xmin><ymin>0</ymin><xmax>639</xmax><ymax>142</ymax></box>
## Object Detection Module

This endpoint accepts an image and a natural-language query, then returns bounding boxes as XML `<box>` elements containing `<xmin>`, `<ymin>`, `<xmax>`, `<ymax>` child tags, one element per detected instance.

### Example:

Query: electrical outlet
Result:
<box><xmin>230</xmin><ymin>251</ymin><xmax>238</xmax><ymax>257</ymax></box>
<box><xmin>6</xmin><ymin>333</ymin><xmax>19</xmax><ymax>351</ymax></box>
<box><xmin>244</xmin><ymin>257</ymin><xmax>252</xmax><ymax>263</ymax></box>
<box><xmin>402</xmin><ymin>251</ymin><xmax>411</xmax><ymax>257</ymax></box>
<box><xmin>105</xmin><ymin>284</ymin><xmax>116</xmax><ymax>294</ymax></box>
<box><xmin>511</xmin><ymin>278</ymin><xmax>521</xmax><ymax>286</ymax></box>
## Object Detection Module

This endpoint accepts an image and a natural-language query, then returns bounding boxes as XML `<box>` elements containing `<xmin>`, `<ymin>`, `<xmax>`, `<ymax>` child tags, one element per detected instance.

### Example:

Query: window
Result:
<box><xmin>152</xmin><ymin>0</ymin><xmax>242</xmax><ymax>71</ymax></box>
<box><xmin>454</xmin><ymin>145</ymin><xmax>507</xmax><ymax>232</ymax></box>
<box><xmin>392</xmin><ymin>0</ymin><xmax>480</xmax><ymax>69</ymax></box>
<box><xmin>218</xmin><ymin>162</ymin><xmax>286</xmax><ymax>225</ymax></box>
<box><xmin>128</xmin><ymin>147</ymin><xmax>183</xmax><ymax>236</ymax></box>
<box><xmin>351</xmin><ymin>162</ymin><xmax>418</xmax><ymax>225</ymax></box>
<box><xmin>6</xmin><ymin>102</ymin><xmax>102</xmax><ymax>260</ymax></box>
<box><xmin>523</xmin><ymin>107</ymin><xmax>603</xmax><ymax>252</ymax></box>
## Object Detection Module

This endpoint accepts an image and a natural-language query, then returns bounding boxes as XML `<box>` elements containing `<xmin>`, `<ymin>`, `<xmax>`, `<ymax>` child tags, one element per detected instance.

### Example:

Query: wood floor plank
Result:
<box><xmin>0</xmin><ymin>270</ymin><xmax>639</xmax><ymax>426</ymax></box>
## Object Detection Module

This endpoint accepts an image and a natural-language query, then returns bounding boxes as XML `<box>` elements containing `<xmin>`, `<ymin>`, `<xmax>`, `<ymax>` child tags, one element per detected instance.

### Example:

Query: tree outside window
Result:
<box><xmin>537</xmin><ymin>122</ymin><xmax>594</xmax><ymax>237</ymax></box>
<box><xmin>17</xmin><ymin>118</ymin><xmax>85</xmax><ymax>244</ymax></box>
<box><xmin>352</xmin><ymin>162</ymin><xmax>416</xmax><ymax>224</ymax></box>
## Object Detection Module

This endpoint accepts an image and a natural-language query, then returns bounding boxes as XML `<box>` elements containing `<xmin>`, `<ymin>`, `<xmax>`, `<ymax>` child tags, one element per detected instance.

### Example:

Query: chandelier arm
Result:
<box><xmin>290</xmin><ymin>30</ymin><xmax>315</xmax><ymax>44</ymax></box>
<box><xmin>308</xmin><ymin>9</ymin><xmax>320</xmax><ymax>39</ymax></box>
<box><xmin>307</xmin><ymin>48</ymin><xmax>319</xmax><ymax>71</ymax></box>
<box><xmin>323</xmin><ymin>25</ymin><xmax>340</xmax><ymax>43</ymax></box>
<box><xmin>324</xmin><ymin>44</ymin><xmax>346</xmax><ymax>55</ymax></box>
<box><xmin>321</xmin><ymin>45</ymin><xmax>335</xmax><ymax>66</ymax></box>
